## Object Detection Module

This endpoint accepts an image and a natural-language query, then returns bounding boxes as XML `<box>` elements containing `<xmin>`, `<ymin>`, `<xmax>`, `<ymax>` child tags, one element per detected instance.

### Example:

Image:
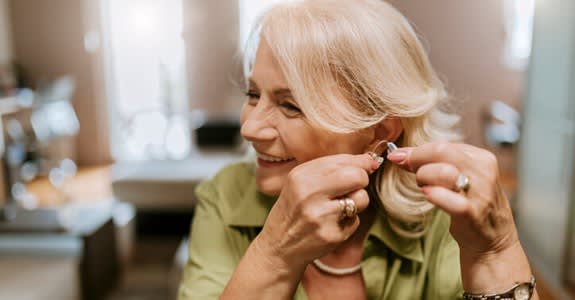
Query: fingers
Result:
<box><xmin>387</xmin><ymin>142</ymin><xmax>473</xmax><ymax>173</ymax></box>
<box><xmin>421</xmin><ymin>185</ymin><xmax>468</xmax><ymax>215</ymax></box>
<box><xmin>323</xmin><ymin>166</ymin><xmax>371</xmax><ymax>197</ymax></box>
<box><xmin>416</xmin><ymin>162</ymin><xmax>461</xmax><ymax>191</ymax></box>
<box><xmin>305</xmin><ymin>189</ymin><xmax>366</xmax><ymax>241</ymax></box>
<box><xmin>320</xmin><ymin>189</ymin><xmax>370</xmax><ymax>220</ymax></box>
<box><xmin>326</xmin><ymin>153</ymin><xmax>382</xmax><ymax>173</ymax></box>
<box><xmin>346</xmin><ymin>188</ymin><xmax>370</xmax><ymax>213</ymax></box>
<box><xmin>299</xmin><ymin>153</ymin><xmax>379</xmax><ymax>198</ymax></box>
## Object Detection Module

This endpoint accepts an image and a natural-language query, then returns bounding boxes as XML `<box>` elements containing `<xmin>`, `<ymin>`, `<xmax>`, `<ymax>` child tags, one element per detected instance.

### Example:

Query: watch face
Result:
<box><xmin>514</xmin><ymin>283</ymin><xmax>531</xmax><ymax>300</ymax></box>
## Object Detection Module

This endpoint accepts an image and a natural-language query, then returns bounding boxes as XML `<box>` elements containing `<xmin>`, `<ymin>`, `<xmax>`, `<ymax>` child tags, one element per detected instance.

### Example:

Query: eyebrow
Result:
<box><xmin>248</xmin><ymin>78</ymin><xmax>293</xmax><ymax>98</ymax></box>
<box><xmin>273</xmin><ymin>88</ymin><xmax>293</xmax><ymax>98</ymax></box>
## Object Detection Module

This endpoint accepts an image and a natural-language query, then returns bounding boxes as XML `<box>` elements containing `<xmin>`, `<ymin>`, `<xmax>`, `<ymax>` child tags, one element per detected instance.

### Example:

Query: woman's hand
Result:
<box><xmin>388</xmin><ymin>142</ymin><xmax>518</xmax><ymax>256</ymax></box>
<box><xmin>254</xmin><ymin>153</ymin><xmax>379</xmax><ymax>272</ymax></box>
<box><xmin>387</xmin><ymin>142</ymin><xmax>537</xmax><ymax>296</ymax></box>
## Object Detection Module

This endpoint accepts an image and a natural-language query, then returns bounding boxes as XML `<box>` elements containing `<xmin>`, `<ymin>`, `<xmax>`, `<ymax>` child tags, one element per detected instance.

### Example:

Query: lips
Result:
<box><xmin>256</xmin><ymin>152</ymin><xmax>295</xmax><ymax>163</ymax></box>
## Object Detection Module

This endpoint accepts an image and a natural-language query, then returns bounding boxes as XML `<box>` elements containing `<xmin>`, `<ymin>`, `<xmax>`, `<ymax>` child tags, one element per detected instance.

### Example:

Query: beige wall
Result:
<box><xmin>9</xmin><ymin>0</ymin><xmax>111</xmax><ymax>166</ymax></box>
<box><xmin>183</xmin><ymin>0</ymin><xmax>244</xmax><ymax>120</ymax></box>
<box><xmin>0</xmin><ymin>0</ymin><xmax>12</xmax><ymax>64</ymax></box>
<box><xmin>182</xmin><ymin>0</ymin><xmax>524</xmax><ymax>146</ymax></box>
<box><xmin>389</xmin><ymin>0</ymin><xmax>524</xmax><ymax>147</ymax></box>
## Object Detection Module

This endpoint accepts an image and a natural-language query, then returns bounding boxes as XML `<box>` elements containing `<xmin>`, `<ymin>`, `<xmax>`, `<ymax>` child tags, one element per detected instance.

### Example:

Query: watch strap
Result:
<box><xmin>462</xmin><ymin>276</ymin><xmax>536</xmax><ymax>300</ymax></box>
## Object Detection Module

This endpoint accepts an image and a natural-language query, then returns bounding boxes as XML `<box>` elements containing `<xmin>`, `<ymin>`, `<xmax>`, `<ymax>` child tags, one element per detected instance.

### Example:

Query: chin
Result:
<box><xmin>255</xmin><ymin>174</ymin><xmax>284</xmax><ymax>196</ymax></box>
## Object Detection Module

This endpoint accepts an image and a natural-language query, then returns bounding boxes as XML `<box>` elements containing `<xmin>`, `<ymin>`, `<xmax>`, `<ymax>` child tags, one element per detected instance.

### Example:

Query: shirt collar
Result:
<box><xmin>224</xmin><ymin>174</ymin><xmax>277</xmax><ymax>227</ymax></box>
<box><xmin>223</xmin><ymin>177</ymin><xmax>423</xmax><ymax>263</ymax></box>
<box><xmin>367</xmin><ymin>209</ymin><xmax>424</xmax><ymax>263</ymax></box>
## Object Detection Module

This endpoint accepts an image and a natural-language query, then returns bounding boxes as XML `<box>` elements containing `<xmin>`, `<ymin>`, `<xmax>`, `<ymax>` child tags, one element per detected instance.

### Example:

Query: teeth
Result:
<box><xmin>257</xmin><ymin>153</ymin><xmax>294</xmax><ymax>162</ymax></box>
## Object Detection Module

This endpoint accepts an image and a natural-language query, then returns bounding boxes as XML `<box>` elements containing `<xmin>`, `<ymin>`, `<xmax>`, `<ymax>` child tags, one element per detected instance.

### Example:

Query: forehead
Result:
<box><xmin>250</xmin><ymin>40</ymin><xmax>289</xmax><ymax>89</ymax></box>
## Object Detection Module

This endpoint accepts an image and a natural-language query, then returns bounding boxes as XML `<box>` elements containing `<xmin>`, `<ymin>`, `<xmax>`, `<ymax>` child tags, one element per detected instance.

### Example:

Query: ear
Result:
<box><xmin>365</xmin><ymin>117</ymin><xmax>403</xmax><ymax>155</ymax></box>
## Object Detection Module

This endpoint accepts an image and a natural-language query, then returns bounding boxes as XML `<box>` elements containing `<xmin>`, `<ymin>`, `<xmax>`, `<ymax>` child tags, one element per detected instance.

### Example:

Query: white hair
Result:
<box><xmin>244</xmin><ymin>0</ymin><xmax>461</xmax><ymax>238</ymax></box>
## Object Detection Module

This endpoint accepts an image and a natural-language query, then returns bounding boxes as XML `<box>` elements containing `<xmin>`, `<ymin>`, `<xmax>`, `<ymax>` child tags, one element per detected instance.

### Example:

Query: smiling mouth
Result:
<box><xmin>256</xmin><ymin>152</ymin><xmax>295</xmax><ymax>163</ymax></box>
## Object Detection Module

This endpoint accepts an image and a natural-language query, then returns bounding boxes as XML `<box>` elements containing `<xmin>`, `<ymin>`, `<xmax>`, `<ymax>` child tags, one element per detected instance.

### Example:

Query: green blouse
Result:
<box><xmin>178</xmin><ymin>162</ymin><xmax>463</xmax><ymax>300</ymax></box>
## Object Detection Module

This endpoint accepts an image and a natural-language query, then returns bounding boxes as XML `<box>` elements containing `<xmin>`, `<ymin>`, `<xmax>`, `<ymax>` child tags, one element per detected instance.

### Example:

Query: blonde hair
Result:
<box><xmin>244</xmin><ymin>0</ymin><xmax>461</xmax><ymax>238</ymax></box>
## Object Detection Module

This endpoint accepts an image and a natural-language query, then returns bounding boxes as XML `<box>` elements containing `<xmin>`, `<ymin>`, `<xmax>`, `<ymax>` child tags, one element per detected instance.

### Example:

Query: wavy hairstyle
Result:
<box><xmin>243</xmin><ymin>0</ymin><xmax>461</xmax><ymax>238</ymax></box>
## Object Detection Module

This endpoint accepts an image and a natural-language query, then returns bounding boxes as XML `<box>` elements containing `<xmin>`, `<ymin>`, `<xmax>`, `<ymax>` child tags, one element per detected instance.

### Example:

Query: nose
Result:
<box><xmin>240</xmin><ymin>106</ymin><xmax>278</xmax><ymax>143</ymax></box>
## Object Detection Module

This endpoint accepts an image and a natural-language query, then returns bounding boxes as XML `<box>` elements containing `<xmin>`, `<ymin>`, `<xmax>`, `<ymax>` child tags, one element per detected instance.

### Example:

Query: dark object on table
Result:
<box><xmin>195</xmin><ymin>120</ymin><xmax>241</xmax><ymax>148</ymax></box>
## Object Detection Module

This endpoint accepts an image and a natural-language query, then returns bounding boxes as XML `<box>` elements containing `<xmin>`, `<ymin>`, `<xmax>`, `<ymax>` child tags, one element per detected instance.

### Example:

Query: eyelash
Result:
<box><xmin>244</xmin><ymin>91</ymin><xmax>260</xmax><ymax>99</ymax></box>
<box><xmin>244</xmin><ymin>90</ymin><xmax>302</xmax><ymax>116</ymax></box>
<box><xmin>280</xmin><ymin>101</ymin><xmax>301</xmax><ymax>112</ymax></box>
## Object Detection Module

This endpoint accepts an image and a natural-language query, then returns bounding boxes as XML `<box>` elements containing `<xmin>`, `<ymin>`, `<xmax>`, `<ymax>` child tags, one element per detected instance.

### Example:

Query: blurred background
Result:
<box><xmin>0</xmin><ymin>0</ymin><xmax>572</xmax><ymax>299</ymax></box>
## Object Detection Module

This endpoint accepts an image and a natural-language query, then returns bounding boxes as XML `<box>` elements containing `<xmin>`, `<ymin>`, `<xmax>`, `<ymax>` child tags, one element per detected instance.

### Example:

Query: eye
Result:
<box><xmin>244</xmin><ymin>91</ymin><xmax>260</xmax><ymax>105</ymax></box>
<box><xmin>279</xmin><ymin>101</ymin><xmax>302</xmax><ymax>117</ymax></box>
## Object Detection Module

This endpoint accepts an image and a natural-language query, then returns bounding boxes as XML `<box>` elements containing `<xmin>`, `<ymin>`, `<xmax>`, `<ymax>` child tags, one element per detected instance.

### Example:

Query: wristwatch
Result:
<box><xmin>462</xmin><ymin>276</ymin><xmax>536</xmax><ymax>300</ymax></box>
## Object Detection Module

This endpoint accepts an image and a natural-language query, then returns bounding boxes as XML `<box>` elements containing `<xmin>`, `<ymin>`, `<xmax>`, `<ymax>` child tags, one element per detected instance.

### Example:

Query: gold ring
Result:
<box><xmin>339</xmin><ymin>198</ymin><xmax>357</xmax><ymax>219</ymax></box>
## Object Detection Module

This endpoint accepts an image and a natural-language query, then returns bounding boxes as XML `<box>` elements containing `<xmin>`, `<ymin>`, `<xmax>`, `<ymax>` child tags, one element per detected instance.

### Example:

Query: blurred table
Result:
<box><xmin>26</xmin><ymin>165</ymin><xmax>113</xmax><ymax>208</ymax></box>
<box><xmin>0</xmin><ymin>165</ymin><xmax>134</xmax><ymax>300</ymax></box>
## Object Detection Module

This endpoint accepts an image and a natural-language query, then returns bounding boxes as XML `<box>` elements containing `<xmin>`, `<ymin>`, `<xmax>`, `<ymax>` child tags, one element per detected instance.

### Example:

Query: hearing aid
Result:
<box><xmin>367</xmin><ymin>140</ymin><xmax>398</xmax><ymax>168</ymax></box>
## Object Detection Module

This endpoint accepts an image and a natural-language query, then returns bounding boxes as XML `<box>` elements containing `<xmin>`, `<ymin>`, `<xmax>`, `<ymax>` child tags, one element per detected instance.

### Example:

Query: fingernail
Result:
<box><xmin>387</xmin><ymin>150</ymin><xmax>407</xmax><ymax>162</ymax></box>
<box><xmin>368</xmin><ymin>152</ymin><xmax>384</xmax><ymax>170</ymax></box>
<box><xmin>421</xmin><ymin>186</ymin><xmax>430</xmax><ymax>196</ymax></box>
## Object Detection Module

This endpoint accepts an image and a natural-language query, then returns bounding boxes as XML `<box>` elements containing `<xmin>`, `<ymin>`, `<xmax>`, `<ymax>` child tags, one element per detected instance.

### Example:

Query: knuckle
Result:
<box><xmin>457</xmin><ymin>201</ymin><xmax>474</xmax><ymax>217</ymax></box>
<box><xmin>438</xmin><ymin>164</ymin><xmax>457</xmax><ymax>179</ymax></box>
<box><xmin>431</xmin><ymin>142</ymin><xmax>451</xmax><ymax>157</ymax></box>
<box><xmin>468</xmin><ymin>208</ymin><xmax>484</xmax><ymax>224</ymax></box>
<box><xmin>354</xmin><ymin>190</ymin><xmax>370</xmax><ymax>210</ymax></box>
<box><xmin>356</xmin><ymin>188</ymin><xmax>369</xmax><ymax>201</ymax></box>
<box><xmin>415</xmin><ymin>167</ymin><xmax>427</xmax><ymax>184</ymax></box>
<box><xmin>301</xmin><ymin>206</ymin><xmax>322</xmax><ymax>223</ymax></box>
<box><xmin>286</xmin><ymin>172</ymin><xmax>313</xmax><ymax>200</ymax></box>
<box><xmin>318</xmin><ymin>229</ymin><xmax>341</xmax><ymax>245</ymax></box>
<box><xmin>482</xmin><ymin>151</ymin><xmax>498</xmax><ymax>169</ymax></box>
<box><xmin>337</xmin><ymin>168</ymin><xmax>368</xmax><ymax>187</ymax></box>
<box><xmin>286</xmin><ymin>168</ymin><xmax>301</xmax><ymax>185</ymax></box>
<box><xmin>479</xmin><ymin>150</ymin><xmax>500</xmax><ymax>180</ymax></box>
<box><xmin>292</xmin><ymin>187</ymin><xmax>313</xmax><ymax>204</ymax></box>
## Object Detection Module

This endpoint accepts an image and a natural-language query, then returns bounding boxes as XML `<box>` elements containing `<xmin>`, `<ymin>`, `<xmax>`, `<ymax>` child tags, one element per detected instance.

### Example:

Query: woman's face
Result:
<box><xmin>240</xmin><ymin>41</ymin><xmax>374</xmax><ymax>196</ymax></box>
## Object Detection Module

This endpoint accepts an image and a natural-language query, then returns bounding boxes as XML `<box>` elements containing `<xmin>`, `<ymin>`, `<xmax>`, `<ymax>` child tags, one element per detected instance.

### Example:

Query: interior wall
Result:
<box><xmin>388</xmin><ymin>0</ymin><xmax>524</xmax><ymax>148</ymax></box>
<box><xmin>8</xmin><ymin>0</ymin><xmax>111</xmax><ymax>166</ymax></box>
<box><xmin>183</xmin><ymin>0</ymin><xmax>244</xmax><ymax>120</ymax></box>
<box><xmin>0</xmin><ymin>0</ymin><xmax>12</xmax><ymax>64</ymax></box>
<box><xmin>182</xmin><ymin>0</ymin><xmax>524</xmax><ymax>146</ymax></box>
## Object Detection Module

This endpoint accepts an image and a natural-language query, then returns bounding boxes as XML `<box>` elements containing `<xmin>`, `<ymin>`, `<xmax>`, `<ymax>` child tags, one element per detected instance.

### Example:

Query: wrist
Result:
<box><xmin>250</xmin><ymin>234</ymin><xmax>307</xmax><ymax>280</ymax></box>
<box><xmin>220</xmin><ymin>234</ymin><xmax>304</xmax><ymax>300</ymax></box>
<box><xmin>460</xmin><ymin>240</ymin><xmax>533</xmax><ymax>294</ymax></box>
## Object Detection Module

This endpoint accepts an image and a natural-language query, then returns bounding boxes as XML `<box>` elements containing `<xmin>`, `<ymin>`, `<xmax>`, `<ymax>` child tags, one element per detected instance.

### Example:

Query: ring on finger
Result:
<box><xmin>338</xmin><ymin>198</ymin><xmax>357</xmax><ymax>219</ymax></box>
<box><xmin>454</xmin><ymin>173</ymin><xmax>471</xmax><ymax>193</ymax></box>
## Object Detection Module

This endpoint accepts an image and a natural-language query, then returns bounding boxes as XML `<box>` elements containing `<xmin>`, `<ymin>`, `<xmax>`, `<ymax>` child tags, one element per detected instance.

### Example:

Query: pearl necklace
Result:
<box><xmin>312</xmin><ymin>258</ymin><xmax>362</xmax><ymax>276</ymax></box>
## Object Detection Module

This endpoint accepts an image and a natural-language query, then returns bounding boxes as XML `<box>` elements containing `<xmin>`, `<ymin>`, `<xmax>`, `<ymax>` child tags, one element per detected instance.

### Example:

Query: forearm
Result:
<box><xmin>220</xmin><ymin>235</ymin><xmax>305</xmax><ymax>300</ymax></box>
<box><xmin>460</xmin><ymin>241</ymin><xmax>539</xmax><ymax>299</ymax></box>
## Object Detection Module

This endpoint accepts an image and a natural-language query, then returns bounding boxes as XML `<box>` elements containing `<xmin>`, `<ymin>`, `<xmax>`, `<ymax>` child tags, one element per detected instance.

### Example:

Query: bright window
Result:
<box><xmin>102</xmin><ymin>0</ymin><xmax>190</xmax><ymax>161</ymax></box>
<box><xmin>503</xmin><ymin>0</ymin><xmax>535</xmax><ymax>70</ymax></box>
<box><xmin>239</xmin><ymin>0</ymin><xmax>295</xmax><ymax>51</ymax></box>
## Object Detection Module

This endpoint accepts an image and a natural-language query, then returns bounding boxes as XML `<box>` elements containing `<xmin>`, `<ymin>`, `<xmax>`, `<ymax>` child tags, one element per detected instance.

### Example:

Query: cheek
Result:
<box><xmin>277</xmin><ymin>123</ymin><xmax>319</xmax><ymax>161</ymax></box>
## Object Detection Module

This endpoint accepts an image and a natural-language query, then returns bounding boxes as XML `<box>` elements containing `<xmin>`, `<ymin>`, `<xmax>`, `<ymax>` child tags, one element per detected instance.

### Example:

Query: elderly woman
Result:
<box><xmin>179</xmin><ymin>1</ymin><xmax>539</xmax><ymax>299</ymax></box>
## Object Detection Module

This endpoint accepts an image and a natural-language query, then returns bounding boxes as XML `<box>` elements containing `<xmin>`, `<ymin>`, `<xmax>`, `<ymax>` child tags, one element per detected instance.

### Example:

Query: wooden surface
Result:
<box><xmin>26</xmin><ymin>165</ymin><xmax>112</xmax><ymax>208</ymax></box>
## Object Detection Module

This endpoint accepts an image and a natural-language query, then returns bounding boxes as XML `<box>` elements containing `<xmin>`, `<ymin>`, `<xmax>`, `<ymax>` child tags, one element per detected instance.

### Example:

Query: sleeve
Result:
<box><xmin>177</xmin><ymin>180</ymin><xmax>250</xmax><ymax>300</ymax></box>
<box><xmin>425</xmin><ymin>213</ymin><xmax>465</xmax><ymax>300</ymax></box>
